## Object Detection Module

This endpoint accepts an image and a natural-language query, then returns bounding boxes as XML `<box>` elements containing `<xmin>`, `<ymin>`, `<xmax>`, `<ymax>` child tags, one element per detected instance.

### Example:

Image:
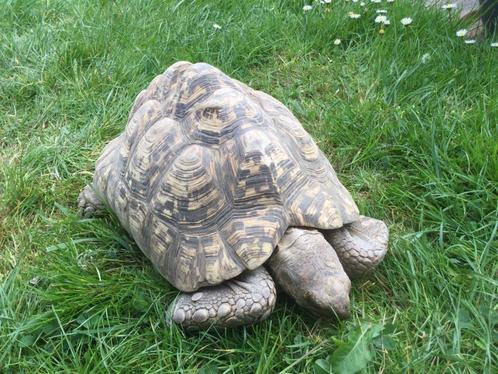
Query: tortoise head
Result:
<box><xmin>301</xmin><ymin>273</ymin><xmax>351</xmax><ymax>319</ymax></box>
<box><xmin>267</xmin><ymin>227</ymin><xmax>352</xmax><ymax>320</ymax></box>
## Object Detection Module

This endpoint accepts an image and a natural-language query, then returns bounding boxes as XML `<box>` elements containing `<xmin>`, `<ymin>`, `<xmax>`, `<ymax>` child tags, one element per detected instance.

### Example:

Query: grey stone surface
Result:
<box><xmin>427</xmin><ymin>0</ymin><xmax>480</xmax><ymax>18</ymax></box>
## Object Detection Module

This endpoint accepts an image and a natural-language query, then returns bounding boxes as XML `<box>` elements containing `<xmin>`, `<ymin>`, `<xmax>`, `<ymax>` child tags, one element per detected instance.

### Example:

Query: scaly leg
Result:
<box><xmin>168</xmin><ymin>267</ymin><xmax>276</xmax><ymax>329</ymax></box>
<box><xmin>324</xmin><ymin>216</ymin><xmax>388</xmax><ymax>278</ymax></box>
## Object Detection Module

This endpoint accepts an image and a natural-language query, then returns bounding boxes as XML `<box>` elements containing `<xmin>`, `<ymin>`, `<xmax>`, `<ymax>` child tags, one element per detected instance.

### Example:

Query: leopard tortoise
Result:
<box><xmin>77</xmin><ymin>61</ymin><xmax>388</xmax><ymax>329</ymax></box>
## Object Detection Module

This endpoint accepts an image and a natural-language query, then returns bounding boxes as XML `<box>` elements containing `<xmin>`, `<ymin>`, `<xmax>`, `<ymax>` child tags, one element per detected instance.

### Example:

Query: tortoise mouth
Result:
<box><xmin>303</xmin><ymin>291</ymin><xmax>350</xmax><ymax>320</ymax></box>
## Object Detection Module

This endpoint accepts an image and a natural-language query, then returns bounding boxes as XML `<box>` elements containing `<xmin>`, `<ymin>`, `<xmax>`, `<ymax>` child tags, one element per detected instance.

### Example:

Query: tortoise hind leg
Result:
<box><xmin>324</xmin><ymin>216</ymin><xmax>388</xmax><ymax>278</ymax></box>
<box><xmin>77</xmin><ymin>185</ymin><xmax>105</xmax><ymax>218</ymax></box>
<box><xmin>167</xmin><ymin>267</ymin><xmax>276</xmax><ymax>330</ymax></box>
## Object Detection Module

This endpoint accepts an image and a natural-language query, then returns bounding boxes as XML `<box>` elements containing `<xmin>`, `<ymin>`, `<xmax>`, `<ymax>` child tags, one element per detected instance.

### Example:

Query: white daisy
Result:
<box><xmin>442</xmin><ymin>3</ymin><xmax>457</xmax><ymax>10</ymax></box>
<box><xmin>387</xmin><ymin>0</ymin><xmax>395</xmax><ymax>2</ymax></box>
<box><xmin>401</xmin><ymin>17</ymin><xmax>413</xmax><ymax>26</ymax></box>
<box><xmin>490</xmin><ymin>42</ymin><xmax>498</xmax><ymax>47</ymax></box>
<box><xmin>421</xmin><ymin>53</ymin><xmax>431</xmax><ymax>63</ymax></box>
<box><xmin>376</xmin><ymin>10</ymin><xmax>388</xmax><ymax>14</ymax></box>
<box><xmin>303</xmin><ymin>5</ymin><xmax>313</xmax><ymax>11</ymax></box>
<box><xmin>348</xmin><ymin>11</ymin><xmax>361</xmax><ymax>19</ymax></box>
<box><xmin>456</xmin><ymin>29</ymin><xmax>467</xmax><ymax>37</ymax></box>
<box><xmin>360</xmin><ymin>2</ymin><xmax>366</xmax><ymax>6</ymax></box>
<box><xmin>213</xmin><ymin>23</ymin><xmax>222</xmax><ymax>30</ymax></box>
<box><xmin>464</xmin><ymin>39</ymin><xmax>476</xmax><ymax>44</ymax></box>
<box><xmin>352</xmin><ymin>0</ymin><xmax>359</xmax><ymax>3</ymax></box>
<box><xmin>324</xmin><ymin>0</ymin><xmax>332</xmax><ymax>3</ymax></box>
<box><xmin>334</xmin><ymin>39</ymin><xmax>342</xmax><ymax>45</ymax></box>
<box><xmin>375</xmin><ymin>15</ymin><xmax>390</xmax><ymax>24</ymax></box>
<box><xmin>371</xmin><ymin>0</ymin><xmax>381</xmax><ymax>3</ymax></box>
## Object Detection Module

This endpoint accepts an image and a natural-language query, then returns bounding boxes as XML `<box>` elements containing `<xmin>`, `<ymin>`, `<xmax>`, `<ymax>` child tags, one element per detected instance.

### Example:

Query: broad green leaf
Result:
<box><xmin>329</xmin><ymin>324</ymin><xmax>384</xmax><ymax>374</ymax></box>
<box><xmin>365</xmin><ymin>323</ymin><xmax>384</xmax><ymax>339</ymax></box>
<box><xmin>330</xmin><ymin>339</ymin><xmax>372</xmax><ymax>374</ymax></box>
<box><xmin>373</xmin><ymin>335</ymin><xmax>396</xmax><ymax>351</ymax></box>
<box><xmin>313</xmin><ymin>358</ymin><xmax>332</xmax><ymax>374</ymax></box>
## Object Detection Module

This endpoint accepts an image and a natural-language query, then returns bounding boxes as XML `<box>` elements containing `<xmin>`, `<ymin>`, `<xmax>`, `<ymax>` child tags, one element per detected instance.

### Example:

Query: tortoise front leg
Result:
<box><xmin>323</xmin><ymin>216</ymin><xmax>388</xmax><ymax>278</ymax></box>
<box><xmin>168</xmin><ymin>267</ymin><xmax>276</xmax><ymax>330</ymax></box>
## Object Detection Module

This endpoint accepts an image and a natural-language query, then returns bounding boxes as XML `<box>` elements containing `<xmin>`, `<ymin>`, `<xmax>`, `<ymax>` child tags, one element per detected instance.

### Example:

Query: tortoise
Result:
<box><xmin>77</xmin><ymin>61</ymin><xmax>388</xmax><ymax>329</ymax></box>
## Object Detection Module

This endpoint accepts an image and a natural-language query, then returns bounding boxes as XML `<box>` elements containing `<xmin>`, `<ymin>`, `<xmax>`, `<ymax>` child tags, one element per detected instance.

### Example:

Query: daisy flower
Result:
<box><xmin>442</xmin><ymin>3</ymin><xmax>457</xmax><ymax>10</ymax></box>
<box><xmin>387</xmin><ymin>0</ymin><xmax>395</xmax><ymax>2</ymax></box>
<box><xmin>348</xmin><ymin>12</ymin><xmax>361</xmax><ymax>19</ymax></box>
<box><xmin>490</xmin><ymin>42</ymin><xmax>498</xmax><ymax>47</ymax></box>
<box><xmin>213</xmin><ymin>23</ymin><xmax>222</xmax><ymax>29</ymax></box>
<box><xmin>303</xmin><ymin>5</ymin><xmax>313</xmax><ymax>11</ymax></box>
<box><xmin>421</xmin><ymin>53</ymin><xmax>431</xmax><ymax>63</ymax></box>
<box><xmin>334</xmin><ymin>39</ymin><xmax>341</xmax><ymax>45</ymax></box>
<box><xmin>400</xmin><ymin>17</ymin><xmax>412</xmax><ymax>26</ymax></box>
<box><xmin>360</xmin><ymin>2</ymin><xmax>366</xmax><ymax>6</ymax></box>
<box><xmin>376</xmin><ymin>10</ymin><xmax>388</xmax><ymax>14</ymax></box>
<box><xmin>456</xmin><ymin>29</ymin><xmax>467</xmax><ymax>37</ymax></box>
<box><xmin>375</xmin><ymin>15</ymin><xmax>390</xmax><ymax>24</ymax></box>
<box><xmin>464</xmin><ymin>39</ymin><xmax>476</xmax><ymax>44</ymax></box>
<box><xmin>371</xmin><ymin>0</ymin><xmax>381</xmax><ymax>3</ymax></box>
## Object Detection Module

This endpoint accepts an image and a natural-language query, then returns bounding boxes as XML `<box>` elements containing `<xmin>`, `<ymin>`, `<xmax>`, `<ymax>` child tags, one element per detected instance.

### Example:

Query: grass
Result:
<box><xmin>0</xmin><ymin>0</ymin><xmax>496</xmax><ymax>372</ymax></box>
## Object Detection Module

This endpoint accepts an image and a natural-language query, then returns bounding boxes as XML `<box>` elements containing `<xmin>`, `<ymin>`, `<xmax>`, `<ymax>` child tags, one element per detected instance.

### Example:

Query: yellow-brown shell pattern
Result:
<box><xmin>93</xmin><ymin>61</ymin><xmax>359</xmax><ymax>292</ymax></box>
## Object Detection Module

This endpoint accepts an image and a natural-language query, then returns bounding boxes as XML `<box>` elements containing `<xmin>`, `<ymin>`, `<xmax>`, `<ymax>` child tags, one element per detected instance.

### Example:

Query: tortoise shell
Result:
<box><xmin>92</xmin><ymin>61</ymin><xmax>359</xmax><ymax>292</ymax></box>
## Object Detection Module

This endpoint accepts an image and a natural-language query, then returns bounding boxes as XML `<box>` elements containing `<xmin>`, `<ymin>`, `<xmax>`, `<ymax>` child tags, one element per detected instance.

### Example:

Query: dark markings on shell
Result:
<box><xmin>92</xmin><ymin>61</ymin><xmax>359</xmax><ymax>292</ymax></box>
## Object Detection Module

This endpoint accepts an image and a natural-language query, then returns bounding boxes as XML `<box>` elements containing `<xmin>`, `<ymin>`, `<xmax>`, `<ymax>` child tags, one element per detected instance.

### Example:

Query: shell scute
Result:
<box><xmin>150</xmin><ymin>145</ymin><xmax>230</xmax><ymax>232</ymax></box>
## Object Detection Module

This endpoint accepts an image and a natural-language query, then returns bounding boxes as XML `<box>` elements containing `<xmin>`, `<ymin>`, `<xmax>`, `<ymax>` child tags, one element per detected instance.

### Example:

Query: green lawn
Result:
<box><xmin>1</xmin><ymin>0</ymin><xmax>497</xmax><ymax>373</ymax></box>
